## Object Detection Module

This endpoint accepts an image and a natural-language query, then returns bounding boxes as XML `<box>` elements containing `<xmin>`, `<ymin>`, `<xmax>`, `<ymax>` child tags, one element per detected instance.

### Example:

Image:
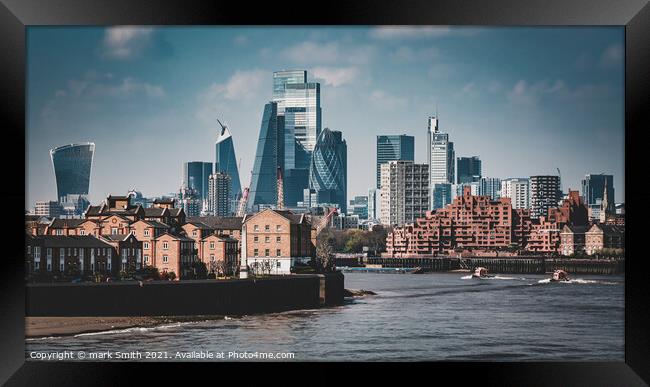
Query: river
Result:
<box><xmin>25</xmin><ymin>272</ymin><xmax>624</xmax><ymax>361</ymax></box>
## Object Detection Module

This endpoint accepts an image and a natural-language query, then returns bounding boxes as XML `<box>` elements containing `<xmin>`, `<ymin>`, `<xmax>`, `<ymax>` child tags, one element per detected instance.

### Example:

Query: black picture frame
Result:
<box><xmin>1</xmin><ymin>0</ymin><xmax>648</xmax><ymax>385</ymax></box>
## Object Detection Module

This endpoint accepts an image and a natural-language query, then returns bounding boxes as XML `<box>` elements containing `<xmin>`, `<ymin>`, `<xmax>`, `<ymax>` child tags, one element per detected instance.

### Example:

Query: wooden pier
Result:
<box><xmin>348</xmin><ymin>256</ymin><xmax>624</xmax><ymax>275</ymax></box>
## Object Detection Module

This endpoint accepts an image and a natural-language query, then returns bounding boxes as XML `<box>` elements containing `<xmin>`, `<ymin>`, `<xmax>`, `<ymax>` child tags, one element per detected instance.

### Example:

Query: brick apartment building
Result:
<box><xmin>200</xmin><ymin>234</ymin><xmax>239</xmax><ymax>276</ymax></box>
<box><xmin>585</xmin><ymin>224</ymin><xmax>625</xmax><ymax>255</ymax></box>
<box><xmin>385</xmin><ymin>187</ymin><xmax>591</xmax><ymax>257</ymax></box>
<box><xmin>26</xmin><ymin>235</ymin><xmax>117</xmax><ymax>277</ymax></box>
<box><xmin>99</xmin><ymin>233</ymin><xmax>144</xmax><ymax>272</ymax></box>
<box><xmin>559</xmin><ymin>225</ymin><xmax>589</xmax><ymax>256</ymax></box>
<box><xmin>242</xmin><ymin>209</ymin><xmax>315</xmax><ymax>275</ymax></box>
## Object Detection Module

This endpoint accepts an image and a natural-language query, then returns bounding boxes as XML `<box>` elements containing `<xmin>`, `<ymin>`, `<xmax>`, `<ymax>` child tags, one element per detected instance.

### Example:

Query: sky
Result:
<box><xmin>26</xmin><ymin>26</ymin><xmax>625</xmax><ymax>209</ymax></box>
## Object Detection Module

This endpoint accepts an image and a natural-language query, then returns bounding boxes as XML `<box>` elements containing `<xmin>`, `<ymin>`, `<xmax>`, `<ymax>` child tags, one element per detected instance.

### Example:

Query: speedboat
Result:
<box><xmin>550</xmin><ymin>269</ymin><xmax>570</xmax><ymax>282</ymax></box>
<box><xmin>472</xmin><ymin>267</ymin><xmax>493</xmax><ymax>278</ymax></box>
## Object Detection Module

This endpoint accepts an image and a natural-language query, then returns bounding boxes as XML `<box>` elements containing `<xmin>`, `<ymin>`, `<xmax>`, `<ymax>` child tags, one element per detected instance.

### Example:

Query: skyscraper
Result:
<box><xmin>183</xmin><ymin>162</ymin><xmax>213</xmax><ymax>204</ymax></box>
<box><xmin>379</xmin><ymin>160</ymin><xmax>429</xmax><ymax>226</ymax></box>
<box><xmin>427</xmin><ymin>116</ymin><xmax>455</xmax><ymax>210</ymax></box>
<box><xmin>376</xmin><ymin>135</ymin><xmax>415</xmax><ymax>189</ymax></box>
<box><xmin>50</xmin><ymin>143</ymin><xmax>95</xmax><ymax>203</ymax></box>
<box><xmin>215</xmin><ymin>120</ymin><xmax>242</xmax><ymax>209</ymax></box>
<box><xmin>368</xmin><ymin>188</ymin><xmax>378</xmax><ymax>220</ymax></box>
<box><xmin>309</xmin><ymin>128</ymin><xmax>347</xmax><ymax>213</ymax></box>
<box><xmin>479</xmin><ymin>177</ymin><xmax>501</xmax><ymax>200</ymax></box>
<box><xmin>208</xmin><ymin>172</ymin><xmax>232</xmax><ymax>216</ymax></box>
<box><xmin>272</xmin><ymin>70</ymin><xmax>322</xmax><ymax>206</ymax></box>
<box><xmin>530</xmin><ymin>175</ymin><xmax>561</xmax><ymax>219</ymax></box>
<box><xmin>248</xmin><ymin>102</ymin><xmax>283</xmax><ymax>210</ymax></box>
<box><xmin>456</xmin><ymin>156</ymin><xmax>482</xmax><ymax>184</ymax></box>
<box><xmin>501</xmin><ymin>178</ymin><xmax>530</xmax><ymax>209</ymax></box>
<box><xmin>581</xmin><ymin>174</ymin><xmax>614</xmax><ymax>206</ymax></box>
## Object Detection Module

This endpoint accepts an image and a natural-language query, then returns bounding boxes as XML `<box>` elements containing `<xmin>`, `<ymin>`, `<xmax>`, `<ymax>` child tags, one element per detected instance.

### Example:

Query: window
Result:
<box><xmin>265</xmin><ymin>249</ymin><xmax>269</xmax><ymax>257</ymax></box>
<box><xmin>27</xmin><ymin>245</ymin><xmax>31</xmax><ymax>254</ymax></box>
<box><xmin>111</xmin><ymin>227</ymin><xmax>118</xmax><ymax>235</ymax></box>
<box><xmin>163</xmin><ymin>255</ymin><xmax>169</xmax><ymax>263</ymax></box>
<box><xmin>56</xmin><ymin>229</ymin><xmax>63</xmax><ymax>235</ymax></box>
<box><xmin>47</xmin><ymin>263</ymin><xmax>51</xmax><ymax>272</ymax></box>
<box><xmin>34</xmin><ymin>246</ymin><xmax>40</xmax><ymax>261</ymax></box>
<box><xmin>107</xmin><ymin>250</ymin><xmax>112</xmax><ymax>259</ymax></box>
<box><xmin>276</xmin><ymin>236</ymin><xmax>281</xmax><ymax>243</ymax></box>
<box><xmin>192</xmin><ymin>230</ymin><xmax>197</xmax><ymax>237</ymax></box>
<box><xmin>277</xmin><ymin>261</ymin><xmax>281</xmax><ymax>268</ymax></box>
<box><xmin>254</xmin><ymin>236</ymin><xmax>259</xmax><ymax>242</ymax></box>
<box><xmin>253</xmin><ymin>249</ymin><xmax>258</xmax><ymax>257</ymax></box>
<box><xmin>210</xmin><ymin>254</ymin><xmax>215</xmax><ymax>262</ymax></box>
<box><xmin>144</xmin><ymin>255</ymin><xmax>149</xmax><ymax>264</ymax></box>
<box><xmin>35</xmin><ymin>261</ymin><xmax>40</xmax><ymax>270</ymax></box>
<box><xmin>144</xmin><ymin>242</ymin><xmax>149</xmax><ymax>249</ymax></box>
<box><xmin>210</xmin><ymin>241</ymin><xmax>215</xmax><ymax>249</ymax></box>
<box><xmin>60</xmin><ymin>248</ymin><xmax>64</xmax><ymax>258</ymax></box>
<box><xmin>276</xmin><ymin>249</ymin><xmax>281</xmax><ymax>257</ymax></box>
<box><xmin>276</xmin><ymin>225</ymin><xmax>281</xmax><ymax>231</ymax></box>
<box><xmin>144</xmin><ymin>229</ymin><xmax>150</xmax><ymax>237</ymax></box>
<box><xmin>265</xmin><ymin>236</ymin><xmax>270</xmax><ymax>243</ymax></box>
<box><xmin>163</xmin><ymin>241</ymin><xmax>169</xmax><ymax>250</ymax></box>
<box><xmin>265</xmin><ymin>225</ymin><xmax>270</xmax><ymax>232</ymax></box>
<box><xmin>60</xmin><ymin>262</ymin><xmax>64</xmax><ymax>271</ymax></box>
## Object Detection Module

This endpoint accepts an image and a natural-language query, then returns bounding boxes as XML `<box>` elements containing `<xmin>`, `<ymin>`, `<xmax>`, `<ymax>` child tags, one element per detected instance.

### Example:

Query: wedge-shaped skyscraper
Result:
<box><xmin>248</xmin><ymin>102</ymin><xmax>284</xmax><ymax>210</ymax></box>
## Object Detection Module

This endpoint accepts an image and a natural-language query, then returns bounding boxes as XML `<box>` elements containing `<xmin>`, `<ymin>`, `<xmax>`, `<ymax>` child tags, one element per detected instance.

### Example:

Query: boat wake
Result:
<box><xmin>537</xmin><ymin>278</ymin><xmax>619</xmax><ymax>285</ymax></box>
<box><xmin>461</xmin><ymin>275</ymin><xmax>526</xmax><ymax>280</ymax></box>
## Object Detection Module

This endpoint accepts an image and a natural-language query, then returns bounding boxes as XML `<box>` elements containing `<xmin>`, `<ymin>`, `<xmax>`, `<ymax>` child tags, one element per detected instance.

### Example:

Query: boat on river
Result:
<box><xmin>471</xmin><ymin>267</ymin><xmax>494</xmax><ymax>278</ymax></box>
<box><xmin>550</xmin><ymin>269</ymin><xmax>570</xmax><ymax>282</ymax></box>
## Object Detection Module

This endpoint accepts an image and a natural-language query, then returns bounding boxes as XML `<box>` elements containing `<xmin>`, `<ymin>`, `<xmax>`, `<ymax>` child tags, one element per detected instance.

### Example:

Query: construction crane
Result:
<box><xmin>314</xmin><ymin>207</ymin><xmax>338</xmax><ymax>235</ymax></box>
<box><xmin>276</xmin><ymin>166</ymin><xmax>284</xmax><ymax>210</ymax></box>
<box><xmin>236</xmin><ymin>170</ymin><xmax>253</xmax><ymax>217</ymax></box>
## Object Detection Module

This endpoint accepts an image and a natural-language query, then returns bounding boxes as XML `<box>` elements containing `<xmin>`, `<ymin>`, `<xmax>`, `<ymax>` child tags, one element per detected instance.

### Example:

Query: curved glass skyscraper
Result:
<box><xmin>50</xmin><ymin>143</ymin><xmax>95</xmax><ymax>202</ymax></box>
<box><xmin>309</xmin><ymin>128</ymin><xmax>347</xmax><ymax>213</ymax></box>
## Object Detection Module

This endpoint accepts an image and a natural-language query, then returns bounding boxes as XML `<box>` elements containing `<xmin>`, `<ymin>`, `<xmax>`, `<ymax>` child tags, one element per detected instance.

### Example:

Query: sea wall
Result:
<box><xmin>26</xmin><ymin>273</ymin><xmax>345</xmax><ymax>317</ymax></box>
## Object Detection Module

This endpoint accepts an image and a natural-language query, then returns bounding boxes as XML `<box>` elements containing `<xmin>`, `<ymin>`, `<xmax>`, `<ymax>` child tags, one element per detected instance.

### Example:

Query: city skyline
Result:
<box><xmin>27</xmin><ymin>26</ymin><xmax>624</xmax><ymax>208</ymax></box>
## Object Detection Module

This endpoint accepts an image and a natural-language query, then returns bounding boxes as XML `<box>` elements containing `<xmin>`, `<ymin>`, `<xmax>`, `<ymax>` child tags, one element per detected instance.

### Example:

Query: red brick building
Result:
<box><xmin>585</xmin><ymin>224</ymin><xmax>625</xmax><ymax>255</ymax></box>
<box><xmin>26</xmin><ymin>235</ymin><xmax>117</xmax><ymax>277</ymax></box>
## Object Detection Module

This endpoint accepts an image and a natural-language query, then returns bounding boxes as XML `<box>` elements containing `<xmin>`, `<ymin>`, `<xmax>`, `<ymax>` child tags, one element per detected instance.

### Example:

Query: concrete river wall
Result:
<box><xmin>26</xmin><ymin>273</ymin><xmax>345</xmax><ymax>317</ymax></box>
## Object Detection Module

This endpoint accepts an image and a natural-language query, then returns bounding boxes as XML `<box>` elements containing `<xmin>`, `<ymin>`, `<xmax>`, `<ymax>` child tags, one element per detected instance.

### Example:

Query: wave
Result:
<box><xmin>537</xmin><ymin>278</ymin><xmax>619</xmax><ymax>285</ymax></box>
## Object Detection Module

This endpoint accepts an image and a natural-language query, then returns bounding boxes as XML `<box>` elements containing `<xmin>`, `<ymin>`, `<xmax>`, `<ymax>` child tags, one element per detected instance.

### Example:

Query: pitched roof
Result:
<box><xmin>100</xmin><ymin>234</ymin><xmax>135</xmax><ymax>242</ymax></box>
<box><xmin>588</xmin><ymin>224</ymin><xmax>625</xmax><ymax>235</ymax></box>
<box><xmin>32</xmin><ymin>235</ymin><xmax>115</xmax><ymax>248</ymax></box>
<box><xmin>185</xmin><ymin>221</ymin><xmax>213</xmax><ymax>229</ymax></box>
<box><xmin>85</xmin><ymin>205</ymin><xmax>104</xmax><ymax>216</ymax></box>
<box><xmin>562</xmin><ymin>224</ymin><xmax>589</xmax><ymax>233</ymax></box>
<box><xmin>156</xmin><ymin>232</ymin><xmax>195</xmax><ymax>242</ymax></box>
<box><xmin>187</xmin><ymin>216</ymin><xmax>243</xmax><ymax>230</ymax></box>
<box><xmin>168</xmin><ymin>208</ymin><xmax>183</xmax><ymax>216</ymax></box>
<box><xmin>48</xmin><ymin>218</ymin><xmax>86</xmax><ymax>228</ymax></box>
<box><xmin>246</xmin><ymin>209</ymin><xmax>311</xmax><ymax>225</ymax></box>
<box><xmin>144</xmin><ymin>207</ymin><xmax>167</xmax><ymax>217</ymax></box>
<box><xmin>202</xmin><ymin>234</ymin><xmax>238</xmax><ymax>242</ymax></box>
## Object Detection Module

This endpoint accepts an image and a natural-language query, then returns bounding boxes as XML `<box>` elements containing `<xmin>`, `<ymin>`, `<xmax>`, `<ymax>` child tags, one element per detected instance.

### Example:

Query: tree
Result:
<box><xmin>314</xmin><ymin>235</ymin><xmax>335</xmax><ymax>273</ymax></box>
<box><xmin>167</xmin><ymin>271</ymin><xmax>176</xmax><ymax>281</ymax></box>
<box><xmin>194</xmin><ymin>261</ymin><xmax>208</xmax><ymax>279</ymax></box>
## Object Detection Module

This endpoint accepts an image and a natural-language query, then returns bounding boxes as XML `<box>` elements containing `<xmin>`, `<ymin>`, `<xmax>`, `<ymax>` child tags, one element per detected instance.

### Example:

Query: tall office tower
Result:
<box><xmin>479</xmin><ymin>177</ymin><xmax>502</xmax><ymax>200</ymax></box>
<box><xmin>272</xmin><ymin>70</ymin><xmax>322</xmax><ymax>206</ymax></box>
<box><xmin>530</xmin><ymin>175</ymin><xmax>561</xmax><ymax>219</ymax></box>
<box><xmin>34</xmin><ymin>201</ymin><xmax>63</xmax><ymax>217</ymax></box>
<box><xmin>427</xmin><ymin>116</ymin><xmax>455</xmax><ymax>211</ymax></box>
<box><xmin>348</xmin><ymin>195</ymin><xmax>369</xmax><ymax>220</ymax></box>
<box><xmin>456</xmin><ymin>156</ymin><xmax>482</xmax><ymax>184</ymax></box>
<box><xmin>376</xmin><ymin>135</ymin><xmax>415</xmax><ymax>189</ymax></box>
<box><xmin>208</xmin><ymin>172</ymin><xmax>232</xmax><ymax>216</ymax></box>
<box><xmin>379</xmin><ymin>160</ymin><xmax>430</xmax><ymax>226</ymax></box>
<box><xmin>581</xmin><ymin>174</ymin><xmax>614</xmax><ymax>206</ymax></box>
<box><xmin>183</xmin><ymin>161</ymin><xmax>213</xmax><ymax>204</ymax></box>
<box><xmin>50</xmin><ymin>143</ymin><xmax>95</xmax><ymax>203</ymax></box>
<box><xmin>309</xmin><ymin>128</ymin><xmax>347</xmax><ymax>213</ymax></box>
<box><xmin>215</xmin><ymin>121</ymin><xmax>242</xmax><ymax>210</ymax></box>
<box><xmin>249</xmin><ymin>102</ymin><xmax>283</xmax><ymax>210</ymax></box>
<box><xmin>368</xmin><ymin>188</ymin><xmax>378</xmax><ymax>220</ymax></box>
<box><xmin>501</xmin><ymin>178</ymin><xmax>530</xmax><ymax>209</ymax></box>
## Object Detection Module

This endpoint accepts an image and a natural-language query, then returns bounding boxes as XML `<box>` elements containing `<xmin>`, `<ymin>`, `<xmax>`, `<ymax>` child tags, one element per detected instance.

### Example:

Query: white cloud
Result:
<box><xmin>506</xmin><ymin>79</ymin><xmax>566</xmax><ymax>106</ymax></box>
<box><xmin>102</xmin><ymin>27</ymin><xmax>154</xmax><ymax>59</ymax></box>
<box><xmin>196</xmin><ymin>69</ymin><xmax>269</xmax><ymax>123</ymax></box>
<box><xmin>369</xmin><ymin>26</ymin><xmax>481</xmax><ymax>40</ymax></box>
<box><xmin>369</xmin><ymin>90</ymin><xmax>407</xmax><ymax>110</ymax></box>
<box><xmin>600</xmin><ymin>44</ymin><xmax>623</xmax><ymax>68</ymax></box>
<box><xmin>280</xmin><ymin>41</ymin><xmax>376</xmax><ymax>65</ymax></box>
<box><xmin>312</xmin><ymin>66</ymin><xmax>359</xmax><ymax>87</ymax></box>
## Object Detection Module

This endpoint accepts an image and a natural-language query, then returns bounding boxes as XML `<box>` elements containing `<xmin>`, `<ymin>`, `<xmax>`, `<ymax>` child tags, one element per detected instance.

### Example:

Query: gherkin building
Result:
<box><xmin>309</xmin><ymin>128</ymin><xmax>347</xmax><ymax>213</ymax></box>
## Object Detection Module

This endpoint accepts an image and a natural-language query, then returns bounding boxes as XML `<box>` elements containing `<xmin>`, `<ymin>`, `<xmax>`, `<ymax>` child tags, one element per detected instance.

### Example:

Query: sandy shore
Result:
<box><xmin>25</xmin><ymin>316</ymin><xmax>217</xmax><ymax>338</ymax></box>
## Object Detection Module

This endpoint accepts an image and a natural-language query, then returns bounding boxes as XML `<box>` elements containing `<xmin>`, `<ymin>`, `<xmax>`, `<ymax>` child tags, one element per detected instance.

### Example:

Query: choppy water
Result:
<box><xmin>25</xmin><ymin>272</ymin><xmax>624</xmax><ymax>361</ymax></box>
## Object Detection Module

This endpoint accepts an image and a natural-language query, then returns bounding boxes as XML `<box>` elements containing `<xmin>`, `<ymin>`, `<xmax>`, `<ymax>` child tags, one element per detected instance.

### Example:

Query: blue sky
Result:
<box><xmin>26</xmin><ymin>26</ymin><xmax>624</xmax><ymax>208</ymax></box>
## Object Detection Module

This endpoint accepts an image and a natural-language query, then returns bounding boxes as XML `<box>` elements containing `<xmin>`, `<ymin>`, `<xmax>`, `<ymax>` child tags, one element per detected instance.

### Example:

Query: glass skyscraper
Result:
<box><xmin>272</xmin><ymin>70</ymin><xmax>321</xmax><ymax>206</ymax></box>
<box><xmin>183</xmin><ymin>161</ymin><xmax>213</xmax><ymax>203</ymax></box>
<box><xmin>50</xmin><ymin>143</ymin><xmax>95</xmax><ymax>203</ymax></box>
<box><xmin>248</xmin><ymin>102</ymin><xmax>283</xmax><ymax>210</ymax></box>
<box><xmin>376</xmin><ymin>135</ymin><xmax>415</xmax><ymax>189</ymax></box>
<box><xmin>215</xmin><ymin>123</ymin><xmax>242</xmax><ymax>209</ymax></box>
<box><xmin>581</xmin><ymin>174</ymin><xmax>614</xmax><ymax>206</ymax></box>
<box><xmin>457</xmin><ymin>156</ymin><xmax>482</xmax><ymax>184</ymax></box>
<box><xmin>428</xmin><ymin>116</ymin><xmax>455</xmax><ymax>211</ymax></box>
<box><xmin>309</xmin><ymin>128</ymin><xmax>347</xmax><ymax>213</ymax></box>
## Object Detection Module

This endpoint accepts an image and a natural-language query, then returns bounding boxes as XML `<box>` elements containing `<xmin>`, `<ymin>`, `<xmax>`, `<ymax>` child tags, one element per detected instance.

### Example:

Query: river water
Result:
<box><xmin>25</xmin><ymin>272</ymin><xmax>624</xmax><ymax>361</ymax></box>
